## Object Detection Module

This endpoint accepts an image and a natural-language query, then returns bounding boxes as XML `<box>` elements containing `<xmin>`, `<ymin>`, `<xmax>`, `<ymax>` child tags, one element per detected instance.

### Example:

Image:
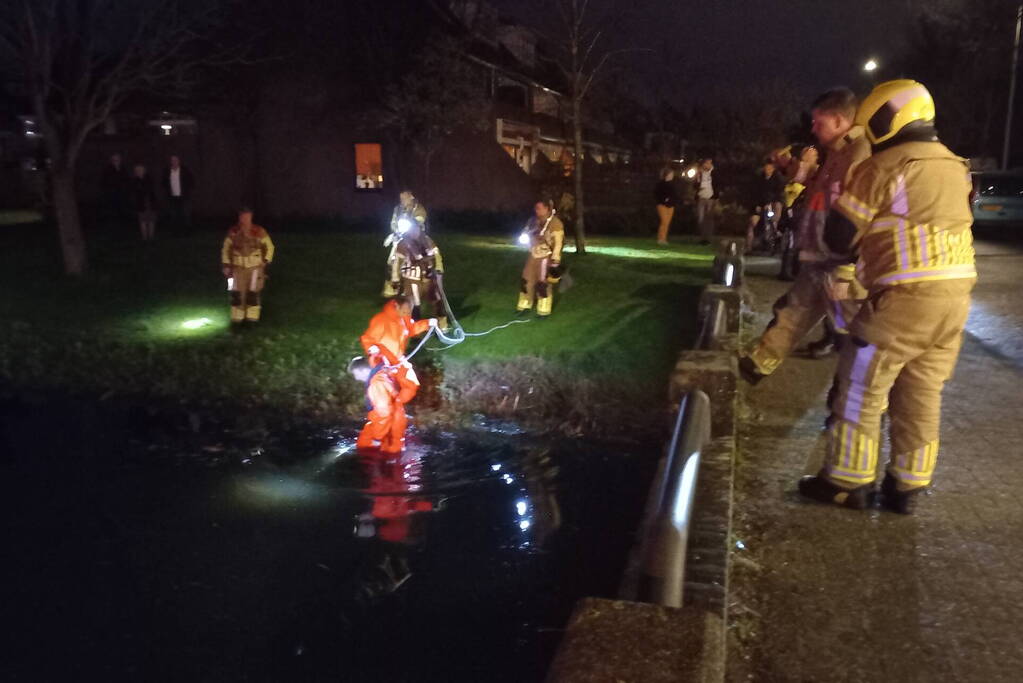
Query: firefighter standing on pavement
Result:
<box><xmin>221</xmin><ymin>207</ymin><xmax>274</xmax><ymax>325</ymax></box>
<box><xmin>798</xmin><ymin>80</ymin><xmax>977</xmax><ymax>514</ymax></box>
<box><xmin>740</xmin><ymin>88</ymin><xmax>871</xmax><ymax>382</ymax></box>
<box><xmin>517</xmin><ymin>199</ymin><xmax>564</xmax><ymax>317</ymax></box>
<box><xmin>383</xmin><ymin>191</ymin><xmax>428</xmax><ymax>297</ymax></box>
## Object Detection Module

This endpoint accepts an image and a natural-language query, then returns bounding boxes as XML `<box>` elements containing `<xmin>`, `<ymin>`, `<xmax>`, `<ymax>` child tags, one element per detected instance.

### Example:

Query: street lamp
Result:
<box><xmin>863</xmin><ymin>59</ymin><xmax>878</xmax><ymax>73</ymax></box>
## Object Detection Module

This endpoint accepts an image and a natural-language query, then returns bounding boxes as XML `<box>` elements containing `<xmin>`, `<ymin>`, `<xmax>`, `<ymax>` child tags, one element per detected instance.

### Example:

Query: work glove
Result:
<box><xmin>549</xmin><ymin>263</ymin><xmax>562</xmax><ymax>279</ymax></box>
<box><xmin>824</xmin><ymin>267</ymin><xmax>854</xmax><ymax>302</ymax></box>
<box><xmin>428</xmin><ymin>318</ymin><xmax>439</xmax><ymax>328</ymax></box>
<box><xmin>383</xmin><ymin>234</ymin><xmax>395</xmax><ymax>248</ymax></box>
<box><xmin>221</xmin><ymin>265</ymin><xmax>232</xmax><ymax>279</ymax></box>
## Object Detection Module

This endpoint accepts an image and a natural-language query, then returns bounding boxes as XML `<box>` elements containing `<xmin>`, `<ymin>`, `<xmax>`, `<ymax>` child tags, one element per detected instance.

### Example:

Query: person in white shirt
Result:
<box><xmin>163</xmin><ymin>155</ymin><xmax>195</xmax><ymax>229</ymax></box>
<box><xmin>694</xmin><ymin>157</ymin><xmax>717</xmax><ymax>244</ymax></box>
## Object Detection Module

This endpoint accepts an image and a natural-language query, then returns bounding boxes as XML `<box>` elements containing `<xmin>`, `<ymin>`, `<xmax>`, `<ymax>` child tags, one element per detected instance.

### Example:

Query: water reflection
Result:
<box><xmin>355</xmin><ymin>452</ymin><xmax>443</xmax><ymax>545</ymax></box>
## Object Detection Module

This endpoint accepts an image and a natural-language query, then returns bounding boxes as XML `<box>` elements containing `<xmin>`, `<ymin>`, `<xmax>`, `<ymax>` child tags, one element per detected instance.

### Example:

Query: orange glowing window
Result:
<box><xmin>355</xmin><ymin>143</ymin><xmax>383</xmax><ymax>190</ymax></box>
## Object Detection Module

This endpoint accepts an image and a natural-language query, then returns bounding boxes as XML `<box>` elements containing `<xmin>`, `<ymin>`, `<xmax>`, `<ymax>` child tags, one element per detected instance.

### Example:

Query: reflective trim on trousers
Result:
<box><xmin>889</xmin><ymin>439</ymin><xmax>939</xmax><ymax>489</ymax></box>
<box><xmin>840</xmin><ymin>341</ymin><xmax>878</xmax><ymax>425</ymax></box>
<box><xmin>825</xmin><ymin>419</ymin><xmax>879</xmax><ymax>485</ymax></box>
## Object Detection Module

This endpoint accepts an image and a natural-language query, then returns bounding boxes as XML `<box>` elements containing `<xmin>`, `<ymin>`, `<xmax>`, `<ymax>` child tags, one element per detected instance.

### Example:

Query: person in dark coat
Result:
<box><xmin>131</xmin><ymin>164</ymin><xmax>157</xmax><ymax>240</ymax></box>
<box><xmin>101</xmin><ymin>153</ymin><xmax>129</xmax><ymax>226</ymax></box>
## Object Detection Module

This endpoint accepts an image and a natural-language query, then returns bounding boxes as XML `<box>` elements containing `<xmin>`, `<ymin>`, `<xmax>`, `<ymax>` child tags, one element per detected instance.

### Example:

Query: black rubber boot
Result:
<box><xmin>798</xmin><ymin>475</ymin><xmax>875</xmax><ymax>510</ymax></box>
<box><xmin>806</xmin><ymin>337</ymin><xmax>836</xmax><ymax>359</ymax></box>
<box><xmin>880</xmin><ymin>473</ymin><xmax>925</xmax><ymax>515</ymax></box>
<box><xmin>738</xmin><ymin>356</ymin><xmax>765</xmax><ymax>385</ymax></box>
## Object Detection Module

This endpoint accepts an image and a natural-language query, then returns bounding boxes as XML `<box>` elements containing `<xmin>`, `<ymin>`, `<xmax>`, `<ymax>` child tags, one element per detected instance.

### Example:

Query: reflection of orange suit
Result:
<box><xmin>359</xmin><ymin>300</ymin><xmax>431</xmax><ymax>366</ymax></box>
<box><xmin>367</xmin><ymin>460</ymin><xmax>434</xmax><ymax>543</ymax></box>
<box><xmin>357</xmin><ymin>363</ymin><xmax>420</xmax><ymax>455</ymax></box>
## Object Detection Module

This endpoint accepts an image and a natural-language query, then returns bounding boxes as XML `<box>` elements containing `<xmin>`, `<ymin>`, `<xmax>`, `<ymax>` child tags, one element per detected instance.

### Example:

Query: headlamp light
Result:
<box><xmin>397</xmin><ymin>218</ymin><xmax>412</xmax><ymax>234</ymax></box>
<box><xmin>518</xmin><ymin>232</ymin><xmax>530</xmax><ymax>246</ymax></box>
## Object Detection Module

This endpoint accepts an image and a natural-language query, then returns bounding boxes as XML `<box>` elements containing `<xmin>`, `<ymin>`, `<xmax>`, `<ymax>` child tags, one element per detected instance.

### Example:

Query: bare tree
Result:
<box><xmin>378</xmin><ymin>34</ymin><xmax>492</xmax><ymax>184</ymax></box>
<box><xmin>0</xmin><ymin>0</ymin><xmax>240</xmax><ymax>275</ymax></box>
<box><xmin>546</xmin><ymin>0</ymin><xmax>637</xmax><ymax>255</ymax></box>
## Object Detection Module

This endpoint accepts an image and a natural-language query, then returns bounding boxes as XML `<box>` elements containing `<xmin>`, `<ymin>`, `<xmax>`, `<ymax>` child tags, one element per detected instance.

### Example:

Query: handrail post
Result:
<box><xmin>634</xmin><ymin>390</ymin><xmax>711</xmax><ymax>607</ymax></box>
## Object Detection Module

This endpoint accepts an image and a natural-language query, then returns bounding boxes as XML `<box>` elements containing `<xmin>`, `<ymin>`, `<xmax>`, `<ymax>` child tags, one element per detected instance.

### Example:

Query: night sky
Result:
<box><xmin>494</xmin><ymin>0</ymin><xmax>926</xmax><ymax>102</ymax></box>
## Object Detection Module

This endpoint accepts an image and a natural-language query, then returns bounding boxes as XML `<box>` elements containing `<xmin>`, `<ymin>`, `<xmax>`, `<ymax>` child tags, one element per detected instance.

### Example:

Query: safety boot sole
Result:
<box><xmin>880</xmin><ymin>473</ymin><xmax>924</xmax><ymax>515</ymax></box>
<box><xmin>798</xmin><ymin>475</ymin><xmax>875</xmax><ymax>510</ymax></box>
<box><xmin>738</xmin><ymin>356</ymin><xmax>766</xmax><ymax>386</ymax></box>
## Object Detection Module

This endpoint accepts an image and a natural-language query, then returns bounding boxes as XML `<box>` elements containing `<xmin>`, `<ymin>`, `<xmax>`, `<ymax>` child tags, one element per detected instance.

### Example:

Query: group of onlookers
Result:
<box><xmin>653</xmin><ymin>157</ymin><xmax>717</xmax><ymax>245</ymax></box>
<box><xmin>100</xmin><ymin>153</ymin><xmax>195</xmax><ymax>240</ymax></box>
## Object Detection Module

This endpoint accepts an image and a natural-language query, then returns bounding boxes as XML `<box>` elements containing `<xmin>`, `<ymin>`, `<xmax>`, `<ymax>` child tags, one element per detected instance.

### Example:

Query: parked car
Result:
<box><xmin>971</xmin><ymin>170</ymin><xmax>1023</xmax><ymax>228</ymax></box>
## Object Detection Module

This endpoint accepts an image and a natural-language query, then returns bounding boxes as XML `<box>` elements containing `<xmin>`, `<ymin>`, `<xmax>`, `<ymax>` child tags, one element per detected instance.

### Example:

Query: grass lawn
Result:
<box><xmin>0</xmin><ymin>218</ymin><xmax>712</xmax><ymax>432</ymax></box>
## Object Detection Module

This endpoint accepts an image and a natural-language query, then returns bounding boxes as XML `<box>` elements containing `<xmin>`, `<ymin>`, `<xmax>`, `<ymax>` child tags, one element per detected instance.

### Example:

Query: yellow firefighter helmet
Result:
<box><xmin>855</xmin><ymin>79</ymin><xmax>936</xmax><ymax>146</ymax></box>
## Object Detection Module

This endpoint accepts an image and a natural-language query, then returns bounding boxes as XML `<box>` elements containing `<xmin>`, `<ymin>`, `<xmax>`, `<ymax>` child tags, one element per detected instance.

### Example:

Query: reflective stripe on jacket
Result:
<box><xmin>831</xmin><ymin>140</ymin><xmax>976</xmax><ymax>289</ymax></box>
<box><xmin>222</xmin><ymin>224</ymin><xmax>274</xmax><ymax>268</ymax></box>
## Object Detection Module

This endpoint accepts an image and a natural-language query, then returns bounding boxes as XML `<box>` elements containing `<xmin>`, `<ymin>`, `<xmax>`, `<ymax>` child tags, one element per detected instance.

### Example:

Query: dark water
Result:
<box><xmin>2</xmin><ymin>397</ymin><xmax>657</xmax><ymax>682</ymax></box>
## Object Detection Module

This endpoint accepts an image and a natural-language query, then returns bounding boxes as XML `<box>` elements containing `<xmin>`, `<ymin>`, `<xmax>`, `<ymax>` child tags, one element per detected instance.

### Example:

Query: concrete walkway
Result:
<box><xmin>727</xmin><ymin>242</ymin><xmax>1023</xmax><ymax>682</ymax></box>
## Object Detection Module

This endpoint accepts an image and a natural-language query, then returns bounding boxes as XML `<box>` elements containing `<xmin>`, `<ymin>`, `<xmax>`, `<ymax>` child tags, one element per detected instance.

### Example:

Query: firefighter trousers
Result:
<box><xmin>518</xmin><ymin>256</ymin><xmax>553</xmax><ymax>316</ymax></box>
<box><xmin>229</xmin><ymin>266</ymin><xmax>265</xmax><ymax>322</ymax></box>
<box><xmin>357</xmin><ymin>404</ymin><xmax>409</xmax><ymax>455</ymax></box>
<box><xmin>400</xmin><ymin>277</ymin><xmax>447</xmax><ymax>327</ymax></box>
<box><xmin>748</xmin><ymin>264</ymin><xmax>861</xmax><ymax>375</ymax></box>
<box><xmin>823</xmin><ymin>280</ymin><xmax>973</xmax><ymax>491</ymax></box>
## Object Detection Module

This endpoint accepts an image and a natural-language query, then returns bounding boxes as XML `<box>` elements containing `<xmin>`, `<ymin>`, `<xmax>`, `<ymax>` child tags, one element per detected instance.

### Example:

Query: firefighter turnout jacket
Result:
<box><xmin>829</xmin><ymin>140</ymin><xmax>976</xmax><ymax>290</ymax></box>
<box><xmin>221</xmin><ymin>223</ymin><xmax>275</xmax><ymax>268</ymax></box>
<box><xmin>390</xmin><ymin>202</ymin><xmax>428</xmax><ymax>237</ymax></box>
<box><xmin>527</xmin><ymin>214</ymin><xmax>564</xmax><ymax>261</ymax></box>
<box><xmin>391</xmin><ymin>233</ymin><xmax>444</xmax><ymax>286</ymax></box>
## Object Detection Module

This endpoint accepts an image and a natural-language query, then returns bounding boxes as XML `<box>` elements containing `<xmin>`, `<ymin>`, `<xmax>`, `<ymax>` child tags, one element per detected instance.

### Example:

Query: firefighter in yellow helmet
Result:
<box><xmin>382</xmin><ymin>190</ymin><xmax>428</xmax><ymax>297</ymax></box>
<box><xmin>221</xmin><ymin>207</ymin><xmax>275</xmax><ymax>325</ymax></box>
<box><xmin>798</xmin><ymin>80</ymin><xmax>976</xmax><ymax>514</ymax></box>
<box><xmin>516</xmin><ymin>198</ymin><xmax>564</xmax><ymax>317</ymax></box>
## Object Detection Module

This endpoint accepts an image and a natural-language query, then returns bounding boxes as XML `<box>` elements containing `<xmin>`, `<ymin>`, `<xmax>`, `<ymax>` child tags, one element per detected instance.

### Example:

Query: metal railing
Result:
<box><xmin>696</xmin><ymin>297</ymin><xmax>729</xmax><ymax>351</ymax></box>
<box><xmin>623</xmin><ymin>239</ymin><xmax>741</xmax><ymax>607</ymax></box>
<box><xmin>711</xmin><ymin>241</ymin><xmax>742</xmax><ymax>287</ymax></box>
<box><xmin>633</xmin><ymin>390</ymin><xmax>711</xmax><ymax>607</ymax></box>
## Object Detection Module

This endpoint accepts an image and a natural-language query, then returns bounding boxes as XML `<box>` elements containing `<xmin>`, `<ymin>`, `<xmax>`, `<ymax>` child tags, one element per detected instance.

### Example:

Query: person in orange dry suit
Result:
<box><xmin>355</xmin><ymin>297</ymin><xmax>437</xmax><ymax>455</ymax></box>
<box><xmin>351</xmin><ymin>355</ymin><xmax>421</xmax><ymax>456</ymax></box>
<box><xmin>359</xmin><ymin>296</ymin><xmax>436</xmax><ymax>367</ymax></box>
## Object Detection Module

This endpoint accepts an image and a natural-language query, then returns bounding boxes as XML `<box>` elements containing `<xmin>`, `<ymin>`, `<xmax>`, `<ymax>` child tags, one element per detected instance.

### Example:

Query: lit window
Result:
<box><xmin>355</xmin><ymin>143</ymin><xmax>383</xmax><ymax>190</ymax></box>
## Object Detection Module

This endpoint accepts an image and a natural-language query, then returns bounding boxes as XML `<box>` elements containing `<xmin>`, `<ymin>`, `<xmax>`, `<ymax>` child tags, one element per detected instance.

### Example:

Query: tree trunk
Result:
<box><xmin>51</xmin><ymin>168</ymin><xmax>89</xmax><ymax>276</ymax></box>
<box><xmin>572</xmin><ymin>95</ymin><xmax>587</xmax><ymax>254</ymax></box>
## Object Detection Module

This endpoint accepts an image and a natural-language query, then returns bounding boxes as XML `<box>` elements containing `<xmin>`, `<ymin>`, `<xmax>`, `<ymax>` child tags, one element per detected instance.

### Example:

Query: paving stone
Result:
<box><xmin>727</xmin><ymin>250</ymin><xmax>1023</xmax><ymax>682</ymax></box>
